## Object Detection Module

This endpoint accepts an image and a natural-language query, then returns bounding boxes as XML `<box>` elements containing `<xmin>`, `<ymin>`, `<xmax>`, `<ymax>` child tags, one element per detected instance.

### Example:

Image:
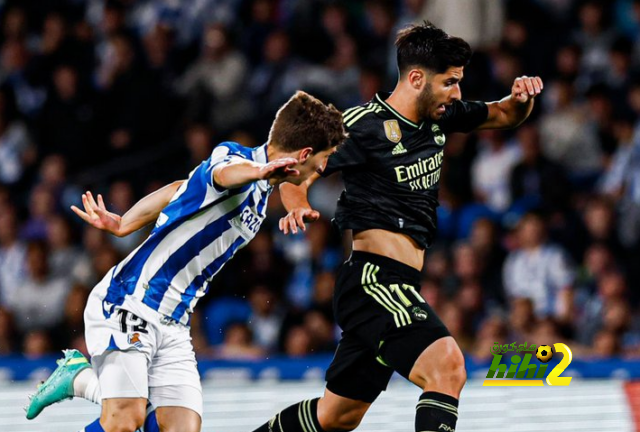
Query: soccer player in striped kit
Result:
<box><xmin>25</xmin><ymin>91</ymin><xmax>346</xmax><ymax>432</ymax></box>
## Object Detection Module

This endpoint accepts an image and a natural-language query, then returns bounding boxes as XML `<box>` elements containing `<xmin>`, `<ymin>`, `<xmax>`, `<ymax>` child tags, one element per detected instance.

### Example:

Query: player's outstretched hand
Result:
<box><xmin>259</xmin><ymin>157</ymin><xmax>299</xmax><ymax>181</ymax></box>
<box><xmin>279</xmin><ymin>208</ymin><xmax>320</xmax><ymax>234</ymax></box>
<box><xmin>71</xmin><ymin>191</ymin><xmax>123</xmax><ymax>235</ymax></box>
<box><xmin>512</xmin><ymin>76</ymin><xmax>543</xmax><ymax>103</ymax></box>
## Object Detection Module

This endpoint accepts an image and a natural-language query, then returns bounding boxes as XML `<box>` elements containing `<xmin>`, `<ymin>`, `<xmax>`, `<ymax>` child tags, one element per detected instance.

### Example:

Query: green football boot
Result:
<box><xmin>25</xmin><ymin>349</ymin><xmax>91</xmax><ymax>420</ymax></box>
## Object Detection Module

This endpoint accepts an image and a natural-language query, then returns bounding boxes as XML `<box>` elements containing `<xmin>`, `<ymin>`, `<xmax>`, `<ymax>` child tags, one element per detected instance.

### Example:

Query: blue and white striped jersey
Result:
<box><xmin>102</xmin><ymin>141</ymin><xmax>272</xmax><ymax>325</ymax></box>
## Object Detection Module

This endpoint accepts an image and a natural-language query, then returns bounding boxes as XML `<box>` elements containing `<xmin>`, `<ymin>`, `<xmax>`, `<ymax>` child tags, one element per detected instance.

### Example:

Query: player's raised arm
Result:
<box><xmin>278</xmin><ymin>172</ymin><xmax>322</xmax><ymax>234</ymax></box>
<box><xmin>213</xmin><ymin>157</ymin><xmax>299</xmax><ymax>189</ymax></box>
<box><xmin>71</xmin><ymin>180</ymin><xmax>184</xmax><ymax>237</ymax></box>
<box><xmin>479</xmin><ymin>75</ymin><xmax>543</xmax><ymax>130</ymax></box>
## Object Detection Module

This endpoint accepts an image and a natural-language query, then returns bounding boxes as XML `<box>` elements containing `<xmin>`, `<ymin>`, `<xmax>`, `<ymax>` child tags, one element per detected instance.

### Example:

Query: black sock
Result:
<box><xmin>415</xmin><ymin>391</ymin><xmax>459</xmax><ymax>432</ymax></box>
<box><xmin>253</xmin><ymin>398</ymin><xmax>325</xmax><ymax>432</ymax></box>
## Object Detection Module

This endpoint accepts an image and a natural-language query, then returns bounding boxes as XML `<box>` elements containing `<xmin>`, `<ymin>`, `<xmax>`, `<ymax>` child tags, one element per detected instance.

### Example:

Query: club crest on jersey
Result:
<box><xmin>431</xmin><ymin>124</ymin><xmax>446</xmax><ymax>146</ymax></box>
<box><xmin>384</xmin><ymin>120</ymin><xmax>402</xmax><ymax>143</ymax></box>
<box><xmin>412</xmin><ymin>306</ymin><xmax>428</xmax><ymax>321</ymax></box>
<box><xmin>128</xmin><ymin>332</ymin><xmax>143</xmax><ymax>348</ymax></box>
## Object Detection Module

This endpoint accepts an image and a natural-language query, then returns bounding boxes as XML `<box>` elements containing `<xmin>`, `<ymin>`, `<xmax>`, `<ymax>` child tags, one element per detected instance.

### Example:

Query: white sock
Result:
<box><xmin>73</xmin><ymin>368</ymin><xmax>102</xmax><ymax>405</ymax></box>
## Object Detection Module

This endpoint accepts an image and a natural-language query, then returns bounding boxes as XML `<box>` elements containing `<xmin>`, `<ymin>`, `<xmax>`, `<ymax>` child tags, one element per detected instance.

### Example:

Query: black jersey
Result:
<box><xmin>321</xmin><ymin>92</ymin><xmax>488</xmax><ymax>248</ymax></box>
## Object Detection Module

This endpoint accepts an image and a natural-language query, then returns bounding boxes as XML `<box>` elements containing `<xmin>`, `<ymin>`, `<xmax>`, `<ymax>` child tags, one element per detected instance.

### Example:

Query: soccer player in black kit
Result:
<box><xmin>253</xmin><ymin>23</ymin><xmax>543</xmax><ymax>432</ymax></box>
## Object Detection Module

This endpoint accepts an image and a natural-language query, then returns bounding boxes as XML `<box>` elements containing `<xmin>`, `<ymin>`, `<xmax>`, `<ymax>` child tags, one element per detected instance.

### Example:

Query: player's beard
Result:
<box><xmin>417</xmin><ymin>82</ymin><xmax>438</xmax><ymax>121</ymax></box>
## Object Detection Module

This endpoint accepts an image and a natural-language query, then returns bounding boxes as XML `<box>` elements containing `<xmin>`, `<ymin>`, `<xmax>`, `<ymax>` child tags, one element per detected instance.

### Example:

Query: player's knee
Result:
<box><xmin>101</xmin><ymin>406</ymin><xmax>146</xmax><ymax>432</ymax></box>
<box><xmin>158</xmin><ymin>417</ymin><xmax>201</xmax><ymax>432</ymax></box>
<box><xmin>322</xmin><ymin>406</ymin><xmax>367</xmax><ymax>431</ymax></box>
<box><xmin>103</xmin><ymin>417</ymin><xmax>144</xmax><ymax>432</ymax></box>
<box><xmin>412</xmin><ymin>339</ymin><xmax>467</xmax><ymax>391</ymax></box>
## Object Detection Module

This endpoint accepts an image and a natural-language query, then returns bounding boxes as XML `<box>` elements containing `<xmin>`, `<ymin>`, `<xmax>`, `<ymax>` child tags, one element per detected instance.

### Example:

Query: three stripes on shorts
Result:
<box><xmin>360</xmin><ymin>262</ymin><xmax>425</xmax><ymax>328</ymax></box>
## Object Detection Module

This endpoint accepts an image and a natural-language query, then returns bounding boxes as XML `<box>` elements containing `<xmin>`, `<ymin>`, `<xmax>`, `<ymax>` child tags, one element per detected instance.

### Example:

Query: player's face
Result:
<box><xmin>291</xmin><ymin>146</ymin><xmax>337</xmax><ymax>185</ymax></box>
<box><xmin>418</xmin><ymin>66</ymin><xmax>464</xmax><ymax>120</ymax></box>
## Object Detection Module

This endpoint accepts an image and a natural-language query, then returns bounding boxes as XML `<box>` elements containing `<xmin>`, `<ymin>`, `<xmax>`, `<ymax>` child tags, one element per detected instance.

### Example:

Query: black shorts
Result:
<box><xmin>325</xmin><ymin>251</ymin><xmax>450</xmax><ymax>403</ymax></box>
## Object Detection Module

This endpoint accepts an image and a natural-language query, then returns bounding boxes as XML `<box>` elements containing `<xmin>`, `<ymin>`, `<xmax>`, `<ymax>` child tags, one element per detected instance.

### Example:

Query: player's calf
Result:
<box><xmin>252</xmin><ymin>398</ymin><xmax>326</xmax><ymax>432</ymax></box>
<box><xmin>408</xmin><ymin>337</ymin><xmax>466</xmax><ymax>432</ymax></box>
<box><xmin>252</xmin><ymin>390</ymin><xmax>370</xmax><ymax>432</ymax></box>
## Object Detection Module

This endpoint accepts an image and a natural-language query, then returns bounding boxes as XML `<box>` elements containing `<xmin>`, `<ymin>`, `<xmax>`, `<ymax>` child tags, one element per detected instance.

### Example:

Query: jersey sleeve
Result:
<box><xmin>205</xmin><ymin>143</ymin><xmax>249</xmax><ymax>191</ymax></box>
<box><xmin>439</xmin><ymin>100</ymin><xmax>488</xmax><ymax>134</ymax></box>
<box><xmin>320</xmin><ymin>135</ymin><xmax>367</xmax><ymax>177</ymax></box>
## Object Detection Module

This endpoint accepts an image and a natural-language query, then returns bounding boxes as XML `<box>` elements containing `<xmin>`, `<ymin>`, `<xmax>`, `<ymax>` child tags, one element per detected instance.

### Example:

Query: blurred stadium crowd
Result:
<box><xmin>1</xmin><ymin>0</ymin><xmax>640</xmax><ymax>362</ymax></box>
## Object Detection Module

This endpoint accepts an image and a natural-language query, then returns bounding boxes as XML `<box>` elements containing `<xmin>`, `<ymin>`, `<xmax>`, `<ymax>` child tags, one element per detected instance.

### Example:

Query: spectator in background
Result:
<box><xmin>36</xmin><ymin>154</ymin><xmax>82</xmax><ymax>216</ymax></box>
<box><xmin>469</xmin><ymin>218</ymin><xmax>506</xmax><ymax>305</ymax></box>
<box><xmin>591</xmin><ymin>329</ymin><xmax>622</xmax><ymax>358</ymax></box>
<box><xmin>5</xmin><ymin>241</ymin><xmax>71</xmax><ymax>334</ymax></box>
<box><xmin>37</xmin><ymin>65</ymin><xmax>96</xmax><ymax>172</ymax></box>
<box><xmin>214</xmin><ymin>322</ymin><xmax>266</xmax><ymax>360</ymax></box>
<box><xmin>606</xmin><ymin>36</ymin><xmax>635</xmax><ymax>111</ymax></box>
<box><xmin>1</xmin><ymin>7</ymin><xmax>28</xmax><ymax>44</ymax></box>
<box><xmin>310</xmin><ymin>271</ymin><xmax>335</xmax><ymax>317</ymax></box>
<box><xmin>574</xmin><ymin>243</ymin><xmax>617</xmax><ymax>300</ymax></box>
<box><xmin>419</xmin><ymin>0</ymin><xmax>504</xmax><ymax>50</ymax></box>
<box><xmin>575</xmin><ymin>270</ymin><xmax>627</xmax><ymax>345</ymax></box>
<box><xmin>571</xmin><ymin>0</ymin><xmax>618</xmax><ymax>86</ymax></box>
<box><xmin>0</xmin><ymin>206</ymin><xmax>26</xmax><ymax>307</ymax></box>
<box><xmin>21</xmin><ymin>184</ymin><xmax>57</xmax><ymax>241</ymax></box>
<box><xmin>105</xmin><ymin>180</ymin><xmax>146</xmax><ymax>254</ymax></box>
<box><xmin>451</xmin><ymin>243</ymin><xmax>482</xmax><ymax>292</ymax></box>
<box><xmin>539</xmin><ymin>78</ymin><xmax>603</xmax><ymax>182</ymax></box>
<box><xmin>599</xmin><ymin>96</ymin><xmax>640</xmax><ymax>250</ymax></box>
<box><xmin>470</xmin><ymin>314</ymin><xmax>507</xmax><ymax>361</ymax></box>
<box><xmin>361</xmin><ymin>0</ymin><xmax>397</xmax><ymax>76</ymax></box>
<box><xmin>0</xmin><ymin>111</ymin><xmax>35</xmax><ymax>186</ymax></box>
<box><xmin>302</xmin><ymin>309</ymin><xmax>335</xmax><ymax>353</ymax></box>
<box><xmin>574</xmin><ymin>196</ymin><xmax>623</xmax><ymax>261</ymax></box>
<box><xmin>0</xmin><ymin>307</ymin><xmax>16</xmax><ymax>354</ymax></box>
<box><xmin>0</xmin><ymin>38</ymin><xmax>46</xmax><ymax>117</ymax></box>
<box><xmin>509</xmin><ymin>124</ymin><xmax>570</xmax><ymax>213</ymax></box>
<box><xmin>438</xmin><ymin>301</ymin><xmax>473</xmax><ymax>352</ymax></box>
<box><xmin>471</xmin><ymin>129</ymin><xmax>521</xmax><ymax>213</ymax></box>
<box><xmin>23</xmin><ymin>330</ymin><xmax>53</xmax><ymax>358</ymax></box>
<box><xmin>240</xmin><ymin>0</ymin><xmax>278</xmax><ymax>66</ymax></box>
<box><xmin>247</xmin><ymin>285</ymin><xmax>285</xmax><ymax>352</ymax></box>
<box><xmin>503</xmin><ymin>213</ymin><xmax>575</xmax><ymax>323</ymax></box>
<box><xmin>177</xmin><ymin>23</ymin><xmax>251</xmax><ymax>134</ymax></box>
<box><xmin>507</xmin><ymin>297</ymin><xmax>536</xmax><ymax>342</ymax></box>
<box><xmin>95</xmin><ymin>33</ymin><xmax>146</xmax><ymax>157</ymax></box>
<box><xmin>46</xmin><ymin>215</ymin><xmax>93</xmax><ymax>286</ymax></box>
<box><xmin>283</xmin><ymin>325</ymin><xmax>313</xmax><ymax>357</ymax></box>
<box><xmin>51</xmin><ymin>284</ymin><xmax>89</xmax><ymax>351</ymax></box>
<box><xmin>248</xmin><ymin>30</ymin><xmax>299</xmax><ymax>136</ymax></box>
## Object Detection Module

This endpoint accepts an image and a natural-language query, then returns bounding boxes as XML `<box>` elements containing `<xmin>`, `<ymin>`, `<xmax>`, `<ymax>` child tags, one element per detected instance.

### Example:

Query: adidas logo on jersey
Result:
<box><xmin>392</xmin><ymin>142</ymin><xmax>407</xmax><ymax>155</ymax></box>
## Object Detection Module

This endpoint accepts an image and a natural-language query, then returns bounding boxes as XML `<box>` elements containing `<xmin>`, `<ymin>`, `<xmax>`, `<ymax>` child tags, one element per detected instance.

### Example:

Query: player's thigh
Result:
<box><xmin>149</xmin><ymin>323</ymin><xmax>203</xmax><ymax>419</ymax></box>
<box><xmin>318</xmin><ymin>388</ymin><xmax>371</xmax><ymax>431</ymax></box>
<box><xmin>155</xmin><ymin>406</ymin><xmax>202</xmax><ymax>432</ymax></box>
<box><xmin>100</xmin><ymin>397</ymin><xmax>147</xmax><ymax>431</ymax></box>
<box><xmin>379</xmin><ymin>320</ymin><xmax>451</xmax><ymax>379</ymax></box>
<box><xmin>325</xmin><ymin>332</ymin><xmax>394</xmax><ymax>404</ymax></box>
<box><xmin>93</xmin><ymin>350</ymin><xmax>150</xmax><ymax>400</ymax></box>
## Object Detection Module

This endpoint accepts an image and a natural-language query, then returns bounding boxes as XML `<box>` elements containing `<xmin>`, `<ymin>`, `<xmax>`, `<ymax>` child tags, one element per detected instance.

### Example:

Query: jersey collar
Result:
<box><xmin>375</xmin><ymin>92</ymin><xmax>424</xmax><ymax>129</ymax></box>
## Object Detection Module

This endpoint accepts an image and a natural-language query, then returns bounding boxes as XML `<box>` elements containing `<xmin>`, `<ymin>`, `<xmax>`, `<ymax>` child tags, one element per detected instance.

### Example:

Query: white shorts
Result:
<box><xmin>84</xmin><ymin>271</ymin><xmax>203</xmax><ymax>417</ymax></box>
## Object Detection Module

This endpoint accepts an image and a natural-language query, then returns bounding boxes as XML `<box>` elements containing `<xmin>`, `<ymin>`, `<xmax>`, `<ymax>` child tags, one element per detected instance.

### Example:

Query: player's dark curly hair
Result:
<box><xmin>269</xmin><ymin>91</ymin><xmax>347</xmax><ymax>153</ymax></box>
<box><xmin>395</xmin><ymin>21</ymin><xmax>472</xmax><ymax>76</ymax></box>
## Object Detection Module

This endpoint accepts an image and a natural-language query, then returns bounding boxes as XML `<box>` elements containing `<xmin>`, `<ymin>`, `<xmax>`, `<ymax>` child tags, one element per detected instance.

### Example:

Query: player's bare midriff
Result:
<box><xmin>352</xmin><ymin>229</ymin><xmax>424</xmax><ymax>271</ymax></box>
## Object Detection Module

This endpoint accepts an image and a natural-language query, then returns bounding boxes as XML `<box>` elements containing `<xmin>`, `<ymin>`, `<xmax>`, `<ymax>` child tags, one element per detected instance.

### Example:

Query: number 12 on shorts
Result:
<box><xmin>118</xmin><ymin>309</ymin><xmax>149</xmax><ymax>334</ymax></box>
